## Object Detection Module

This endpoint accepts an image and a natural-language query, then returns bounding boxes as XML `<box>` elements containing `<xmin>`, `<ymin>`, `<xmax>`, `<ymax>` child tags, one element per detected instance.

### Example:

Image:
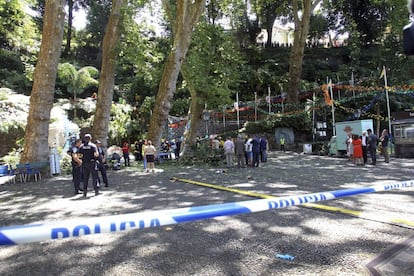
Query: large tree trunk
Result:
<box><xmin>264</xmin><ymin>10</ymin><xmax>276</xmax><ymax>48</ymax></box>
<box><xmin>244</xmin><ymin>1</ymin><xmax>260</xmax><ymax>46</ymax></box>
<box><xmin>20</xmin><ymin>0</ymin><xmax>66</xmax><ymax>163</ymax></box>
<box><xmin>63</xmin><ymin>0</ymin><xmax>74</xmax><ymax>57</ymax></box>
<box><xmin>180</xmin><ymin>99</ymin><xmax>204</xmax><ymax>156</ymax></box>
<box><xmin>187</xmin><ymin>99</ymin><xmax>203</xmax><ymax>145</ymax></box>
<box><xmin>287</xmin><ymin>0</ymin><xmax>321</xmax><ymax>103</ymax></box>
<box><xmin>265</xmin><ymin>23</ymin><xmax>273</xmax><ymax>48</ymax></box>
<box><xmin>92</xmin><ymin>0</ymin><xmax>123</xmax><ymax>148</ymax></box>
<box><xmin>180</xmin><ymin>66</ymin><xmax>204</xmax><ymax>155</ymax></box>
<box><xmin>147</xmin><ymin>0</ymin><xmax>206</xmax><ymax>147</ymax></box>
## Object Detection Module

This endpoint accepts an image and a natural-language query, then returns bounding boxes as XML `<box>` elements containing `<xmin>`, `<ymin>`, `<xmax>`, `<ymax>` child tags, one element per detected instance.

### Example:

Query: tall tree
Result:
<box><xmin>20</xmin><ymin>0</ymin><xmax>66</xmax><ymax>163</ymax></box>
<box><xmin>147</xmin><ymin>0</ymin><xmax>206</xmax><ymax>147</ymax></box>
<box><xmin>92</xmin><ymin>0</ymin><xmax>124</xmax><ymax>147</ymax></box>
<box><xmin>324</xmin><ymin>0</ymin><xmax>393</xmax><ymax>47</ymax></box>
<box><xmin>254</xmin><ymin>0</ymin><xmax>289</xmax><ymax>47</ymax></box>
<box><xmin>85</xmin><ymin>0</ymin><xmax>112</xmax><ymax>66</ymax></box>
<box><xmin>63</xmin><ymin>0</ymin><xmax>89</xmax><ymax>57</ymax></box>
<box><xmin>287</xmin><ymin>0</ymin><xmax>321</xmax><ymax>103</ymax></box>
<box><xmin>241</xmin><ymin>0</ymin><xmax>261</xmax><ymax>47</ymax></box>
<box><xmin>180</xmin><ymin>22</ymin><xmax>244</xmax><ymax>153</ymax></box>
<box><xmin>206</xmin><ymin>0</ymin><xmax>222</xmax><ymax>25</ymax></box>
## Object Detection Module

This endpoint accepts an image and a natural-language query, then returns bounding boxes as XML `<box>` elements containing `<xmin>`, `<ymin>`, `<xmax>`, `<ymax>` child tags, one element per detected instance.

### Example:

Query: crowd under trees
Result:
<box><xmin>0</xmin><ymin>0</ymin><xmax>413</xmax><ymax>163</ymax></box>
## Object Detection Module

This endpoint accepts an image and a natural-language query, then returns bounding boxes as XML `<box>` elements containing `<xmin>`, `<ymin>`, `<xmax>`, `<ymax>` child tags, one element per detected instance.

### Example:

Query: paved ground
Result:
<box><xmin>0</xmin><ymin>151</ymin><xmax>413</xmax><ymax>275</ymax></box>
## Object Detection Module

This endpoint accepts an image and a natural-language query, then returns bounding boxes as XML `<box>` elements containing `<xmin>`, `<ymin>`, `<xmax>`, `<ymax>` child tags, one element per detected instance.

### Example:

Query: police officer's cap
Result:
<box><xmin>84</xmin><ymin>134</ymin><xmax>92</xmax><ymax>140</ymax></box>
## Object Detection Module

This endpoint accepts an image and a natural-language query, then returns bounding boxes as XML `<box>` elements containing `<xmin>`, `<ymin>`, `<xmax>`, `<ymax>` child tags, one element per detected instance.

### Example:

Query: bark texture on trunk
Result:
<box><xmin>64</xmin><ymin>0</ymin><xmax>73</xmax><ymax>56</ymax></box>
<box><xmin>20</xmin><ymin>0</ymin><xmax>66</xmax><ymax>163</ymax></box>
<box><xmin>287</xmin><ymin>0</ymin><xmax>321</xmax><ymax>103</ymax></box>
<box><xmin>180</xmin><ymin>99</ymin><xmax>204</xmax><ymax>156</ymax></box>
<box><xmin>92</xmin><ymin>0</ymin><xmax>124</xmax><ymax>148</ymax></box>
<box><xmin>147</xmin><ymin>0</ymin><xmax>206</xmax><ymax>147</ymax></box>
<box><xmin>266</xmin><ymin>24</ymin><xmax>273</xmax><ymax>48</ymax></box>
<box><xmin>180</xmin><ymin>66</ymin><xmax>204</xmax><ymax>155</ymax></box>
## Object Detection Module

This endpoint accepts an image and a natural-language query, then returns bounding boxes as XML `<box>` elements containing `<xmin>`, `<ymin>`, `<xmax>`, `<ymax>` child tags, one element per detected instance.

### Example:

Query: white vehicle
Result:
<box><xmin>329</xmin><ymin>119</ymin><xmax>374</xmax><ymax>156</ymax></box>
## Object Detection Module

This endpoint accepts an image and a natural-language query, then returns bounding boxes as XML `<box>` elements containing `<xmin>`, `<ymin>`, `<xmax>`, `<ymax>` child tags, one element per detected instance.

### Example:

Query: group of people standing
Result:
<box><xmin>133</xmin><ymin>138</ymin><xmax>181</xmax><ymax>172</ymax></box>
<box><xmin>131</xmin><ymin>139</ymin><xmax>157</xmax><ymax>172</ymax></box>
<box><xmin>142</xmin><ymin>140</ymin><xmax>157</xmax><ymax>173</ymax></box>
<box><xmin>347</xmin><ymin>128</ymin><xmax>390</xmax><ymax>166</ymax></box>
<box><xmin>70</xmin><ymin>133</ymin><xmax>108</xmax><ymax>197</ymax></box>
<box><xmin>69</xmin><ymin>135</ymin><xmax>162</xmax><ymax>196</ymax></box>
<box><xmin>221</xmin><ymin>134</ymin><xmax>268</xmax><ymax>168</ymax></box>
<box><xmin>124</xmin><ymin>139</ymin><xmax>158</xmax><ymax>172</ymax></box>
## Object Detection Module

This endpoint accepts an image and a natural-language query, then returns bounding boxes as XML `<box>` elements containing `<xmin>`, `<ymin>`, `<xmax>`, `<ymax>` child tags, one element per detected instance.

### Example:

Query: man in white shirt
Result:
<box><xmin>245</xmin><ymin>138</ymin><xmax>253</xmax><ymax>166</ymax></box>
<box><xmin>361</xmin><ymin>131</ymin><xmax>368</xmax><ymax>164</ymax></box>
<box><xmin>211</xmin><ymin>136</ymin><xmax>220</xmax><ymax>150</ymax></box>
<box><xmin>223</xmin><ymin>137</ymin><xmax>235</xmax><ymax>168</ymax></box>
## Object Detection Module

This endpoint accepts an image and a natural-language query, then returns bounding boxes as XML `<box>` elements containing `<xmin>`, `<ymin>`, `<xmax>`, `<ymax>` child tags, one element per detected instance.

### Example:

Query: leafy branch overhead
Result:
<box><xmin>57</xmin><ymin>63</ymin><xmax>99</xmax><ymax>100</ymax></box>
<box><xmin>1</xmin><ymin>0</ymin><xmax>414</xmax><ymax>162</ymax></box>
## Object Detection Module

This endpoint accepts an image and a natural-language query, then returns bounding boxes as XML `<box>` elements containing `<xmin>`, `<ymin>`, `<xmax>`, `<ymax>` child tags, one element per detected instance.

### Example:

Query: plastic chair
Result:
<box><xmin>14</xmin><ymin>164</ymin><xmax>27</xmax><ymax>182</ymax></box>
<box><xmin>24</xmin><ymin>163</ymin><xmax>41</xmax><ymax>182</ymax></box>
<box><xmin>6</xmin><ymin>165</ymin><xmax>17</xmax><ymax>184</ymax></box>
<box><xmin>0</xmin><ymin>165</ymin><xmax>11</xmax><ymax>183</ymax></box>
<box><xmin>0</xmin><ymin>164</ymin><xmax>8</xmax><ymax>176</ymax></box>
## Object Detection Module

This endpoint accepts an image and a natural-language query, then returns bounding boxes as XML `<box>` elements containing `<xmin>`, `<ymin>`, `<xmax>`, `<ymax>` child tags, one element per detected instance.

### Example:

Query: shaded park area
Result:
<box><xmin>0</xmin><ymin>152</ymin><xmax>413</xmax><ymax>275</ymax></box>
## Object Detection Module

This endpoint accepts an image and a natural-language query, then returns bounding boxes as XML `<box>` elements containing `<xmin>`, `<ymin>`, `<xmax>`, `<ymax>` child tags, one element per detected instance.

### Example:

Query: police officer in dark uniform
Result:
<box><xmin>70</xmin><ymin>138</ymin><xmax>83</xmax><ymax>195</ymax></box>
<box><xmin>79</xmin><ymin>134</ymin><xmax>99</xmax><ymax>197</ymax></box>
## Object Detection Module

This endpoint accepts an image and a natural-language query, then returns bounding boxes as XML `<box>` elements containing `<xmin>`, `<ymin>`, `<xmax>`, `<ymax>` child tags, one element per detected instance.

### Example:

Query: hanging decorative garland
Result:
<box><xmin>207</xmin><ymin>85</ymin><xmax>414</xmax><ymax>128</ymax></box>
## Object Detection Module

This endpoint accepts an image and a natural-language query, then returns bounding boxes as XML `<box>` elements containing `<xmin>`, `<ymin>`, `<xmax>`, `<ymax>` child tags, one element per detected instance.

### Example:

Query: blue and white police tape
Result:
<box><xmin>0</xmin><ymin>180</ymin><xmax>413</xmax><ymax>246</ymax></box>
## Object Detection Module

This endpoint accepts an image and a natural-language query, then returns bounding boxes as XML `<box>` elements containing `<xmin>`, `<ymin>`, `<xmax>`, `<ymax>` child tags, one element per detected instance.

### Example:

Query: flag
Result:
<box><xmin>322</xmin><ymin>84</ymin><xmax>332</xmax><ymax>106</ymax></box>
<box><xmin>379</xmin><ymin>67</ymin><xmax>386</xmax><ymax>79</ymax></box>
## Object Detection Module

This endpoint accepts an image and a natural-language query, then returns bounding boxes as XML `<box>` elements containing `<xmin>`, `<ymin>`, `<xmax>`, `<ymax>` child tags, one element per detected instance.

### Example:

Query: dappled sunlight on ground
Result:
<box><xmin>0</xmin><ymin>151</ymin><xmax>414</xmax><ymax>274</ymax></box>
<box><xmin>204</xmin><ymin>216</ymin><xmax>254</xmax><ymax>235</ymax></box>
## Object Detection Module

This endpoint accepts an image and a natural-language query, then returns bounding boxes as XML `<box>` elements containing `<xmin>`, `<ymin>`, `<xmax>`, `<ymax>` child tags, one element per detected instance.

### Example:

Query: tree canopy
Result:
<box><xmin>1</xmin><ymin>0</ymin><xmax>414</xmax><ymax>162</ymax></box>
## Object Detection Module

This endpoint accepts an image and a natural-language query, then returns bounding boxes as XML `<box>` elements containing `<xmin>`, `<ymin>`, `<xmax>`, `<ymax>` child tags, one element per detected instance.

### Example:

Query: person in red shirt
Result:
<box><xmin>122</xmin><ymin>142</ymin><xmax>130</xmax><ymax>167</ymax></box>
<box><xmin>352</xmin><ymin>134</ymin><xmax>363</xmax><ymax>165</ymax></box>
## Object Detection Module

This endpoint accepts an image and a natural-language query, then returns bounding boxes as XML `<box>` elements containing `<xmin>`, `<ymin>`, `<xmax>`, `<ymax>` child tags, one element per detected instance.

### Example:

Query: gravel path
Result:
<box><xmin>0</xmin><ymin>151</ymin><xmax>413</xmax><ymax>275</ymax></box>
